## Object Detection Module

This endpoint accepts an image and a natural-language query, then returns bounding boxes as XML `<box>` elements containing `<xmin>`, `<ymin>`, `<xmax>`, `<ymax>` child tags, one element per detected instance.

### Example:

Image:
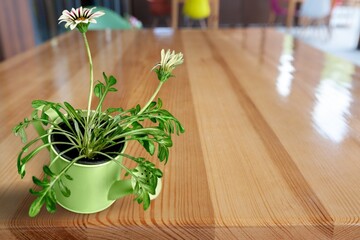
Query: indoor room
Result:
<box><xmin>1</xmin><ymin>0</ymin><xmax>360</xmax><ymax>239</ymax></box>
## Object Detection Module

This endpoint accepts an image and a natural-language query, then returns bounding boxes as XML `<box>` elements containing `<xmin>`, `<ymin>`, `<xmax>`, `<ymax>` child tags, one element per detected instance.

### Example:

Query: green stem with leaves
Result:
<box><xmin>82</xmin><ymin>32</ymin><xmax>94</xmax><ymax>126</ymax></box>
<box><xmin>138</xmin><ymin>81</ymin><xmax>163</xmax><ymax>116</ymax></box>
<box><xmin>122</xmin><ymin>81</ymin><xmax>163</xmax><ymax>130</ymax></box>
<box><xmin>82</xmin><ymin>32</ymin><xmax>94</xmax><ymax>155</ymax></box>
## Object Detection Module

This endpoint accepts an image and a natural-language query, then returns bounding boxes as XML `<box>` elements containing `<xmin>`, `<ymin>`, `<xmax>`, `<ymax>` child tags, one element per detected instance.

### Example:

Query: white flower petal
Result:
<box><xmin>83</xmin><ymin>8</ymin><xmax>90</xmax><ymax>17</ymax></box>
<box><xmin>71</xmin><ymin>8</ymin><xmax>76</xmax><ymax>15</ymax></box>
<box><xmin>91</xmin><ymin>11</ymin><xmax>105</xmax><ymax>18</ymax></box>
<box><xmin>58</xmin><ymin>6</ymin><xmax>104</xmax><ymax>30</ymax></box>
<box><xmin>156</xmin><ymin>49</ymin><xmax>184</xmax><ymax>77</ymax></box>
<box><xmin>70</xmin><ymin>23</ymin><xmax>77</xmax><ymax>30</ymax></box>
<box><xmin>64</xmin><ymin>22</ymin><xmax>72</xmax><ymax>28</ymax></box>
<box><xmin>58</xmin><ymin>19</ymin><xmax>68</xmax><ymax>24</ymax></box>
<box><xmin>61</xmin><ymin>10</ymin><xmax>70</xmax><ymax>15</ymax></box>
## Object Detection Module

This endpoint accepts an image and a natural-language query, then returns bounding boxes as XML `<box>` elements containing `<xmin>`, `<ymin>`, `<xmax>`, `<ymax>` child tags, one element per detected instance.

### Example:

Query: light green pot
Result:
<box><xmin>34</xmin><ymin>110</ymin><xmax>162</xmax><ymax>214</ymax></box>
<box><xmin>48</xmin><ymin>138</ymin><xmax>131</xmax><ymax>214</ymax></box>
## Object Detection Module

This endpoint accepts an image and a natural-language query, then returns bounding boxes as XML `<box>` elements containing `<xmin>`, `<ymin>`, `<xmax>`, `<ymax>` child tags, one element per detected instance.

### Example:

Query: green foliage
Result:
<box><xmin>14</xmin><ymin>22</ymin><xmax>184</xmax><ymax>216</ymax></box>
<box><xmin>13</xmin><ymin>71</ymin><xmax>184</xmax><ymax>216</ymax></box>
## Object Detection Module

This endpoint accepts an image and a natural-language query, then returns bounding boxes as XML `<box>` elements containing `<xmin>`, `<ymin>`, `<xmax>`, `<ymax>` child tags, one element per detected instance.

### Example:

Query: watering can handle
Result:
<box><xmin>32</xmin><ymin>108</ymin><xmax>59</xmax><ymax>150</ymax></box>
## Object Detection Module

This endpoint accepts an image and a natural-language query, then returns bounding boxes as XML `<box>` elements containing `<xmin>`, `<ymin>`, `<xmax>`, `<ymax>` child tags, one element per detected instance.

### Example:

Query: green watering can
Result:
<box><xmin>33</xmin><ymin>110</ymin><xmax>161</xmax><ymax>214</ymax></box>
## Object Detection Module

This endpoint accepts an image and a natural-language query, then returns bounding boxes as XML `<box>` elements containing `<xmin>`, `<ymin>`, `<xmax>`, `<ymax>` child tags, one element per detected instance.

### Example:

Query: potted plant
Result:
<box><xmin>13</xmin><ymin>6</ymin><xmax>184</xmax><ymax>217</ymax></box>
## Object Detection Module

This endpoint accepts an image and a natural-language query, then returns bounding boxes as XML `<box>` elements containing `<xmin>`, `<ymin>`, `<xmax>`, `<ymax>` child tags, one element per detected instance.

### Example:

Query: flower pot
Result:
<box><xmin>29</xmin><ymin>101</ymin><xmax>166</xmax><ymax>214</ymax></box>
<box><xmin>32</xmin><ymin>111</ymin><xmax>162</xmax><ymax>214</ymax></box>
<box><xmin>48</xmin><ymin>122</ymin><xmax>130</xmax><ymax>214</ymax></box>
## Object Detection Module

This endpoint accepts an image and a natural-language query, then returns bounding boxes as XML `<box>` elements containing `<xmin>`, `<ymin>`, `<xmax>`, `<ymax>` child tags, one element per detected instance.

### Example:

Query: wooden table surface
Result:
<box><xmin>1</xmin><ymin>28</ymin><xmax>360</xmax><ymax>239</ymax></box>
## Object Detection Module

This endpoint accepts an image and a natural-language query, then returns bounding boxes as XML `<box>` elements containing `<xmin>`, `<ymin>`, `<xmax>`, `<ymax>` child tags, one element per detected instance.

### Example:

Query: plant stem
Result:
<box><xmin>122</xmin><ymin>81</ymin><xmax>163</xmax><ymax>130</ymax></box>
<box><xmin>82</xmin><ymin>32</ymin><xmax>94</xmax><ymax>155</ymax></box>
<box><xmin>137</xmin><ymin>81</ymin><xmax>163</xmax><ymax>116</ymax></box>
<box><xmin>82</xmin><ymin>32</ymin><xmax>94</xmax><ymax>124</ymax></box>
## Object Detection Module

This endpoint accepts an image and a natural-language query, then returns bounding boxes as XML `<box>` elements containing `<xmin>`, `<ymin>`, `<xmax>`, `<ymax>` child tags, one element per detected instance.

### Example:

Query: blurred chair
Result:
<box><xmin>299</xmin><ymin>0</ymin><xmax>333</xmax><ymax>32</ymax></box>
<box><xmin>87</xmin><ymin>6</ymin><xmax>132</xmax><ymax>30</ymax></box>
<box><xmin>268</xmin><ymin>0</ymin><xmax>288</xmax><ymax>25</ymax></box>
<box><xmin>147</xmin><ymin>0</ymin><xmax>171</xmax><ymax>27</ymax></box>
<box><xmin>183</xmin><ymin>0</ymin><xmax>211</xmax><ymax>28</ymax></box>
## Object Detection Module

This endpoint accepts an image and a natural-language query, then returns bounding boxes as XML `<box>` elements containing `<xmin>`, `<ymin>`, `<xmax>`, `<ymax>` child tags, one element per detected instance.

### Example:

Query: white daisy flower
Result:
<box><xmin>153</xmin><ymin>49</ymin><xmax>184</xmax><ymax>82</ymax></box>
<box><xmin>58</xmin><ymin>6</ymin><xmax>105</xmax><ymax>32</ymax></box>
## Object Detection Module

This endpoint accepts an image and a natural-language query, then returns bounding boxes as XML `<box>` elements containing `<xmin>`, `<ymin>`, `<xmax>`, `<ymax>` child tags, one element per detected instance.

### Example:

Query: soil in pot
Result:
<box><xmin>50</xmin><ymin>120</ymin><xmax>125</xmax><ymax>165</ymax></box>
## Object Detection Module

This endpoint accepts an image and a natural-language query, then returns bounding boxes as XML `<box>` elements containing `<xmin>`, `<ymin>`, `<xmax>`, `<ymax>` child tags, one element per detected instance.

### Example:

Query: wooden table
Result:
<box><xmin>1</xmin><ymin>28</ymin><xmax>360</xmax><ymax>239</ymax></box>
<box><xmin>171</xmin><ymin>0</ymin><xmax>219</xmax><ymax>29</ymax></box>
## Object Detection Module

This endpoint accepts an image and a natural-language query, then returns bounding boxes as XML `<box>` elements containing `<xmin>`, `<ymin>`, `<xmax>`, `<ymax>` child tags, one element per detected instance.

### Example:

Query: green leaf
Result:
<box><xmin>154</xmin><ymin>169</ymin><xmax>163</xmax><ymax>178</ymax></box>
<box><xmin>158</xmin><ymin>146</ymin><xmax>169</xmax><ymax>163</ymax></box>
<box><xmin>71</xmin><ymin>119</ymin><xmax>84</xmax><ymax>140</ymax></box>
<box><xmin>108</xmin><ymin>87</ymin><xmax>117</xmax><ymax>92</ymax></box>
<box><xmin>142</xmin><ymin>182</ymin><xmax>155</xmax><ymax>195</ymax></box>
<box><xmin>32</xmin><ymin>176</ymin><xmax>49</xmax><ymax>187</ymax></box>
<box><xmin>31</xmin><ymin>100</ymin><xmax>48</xmax><ymax>109</ymax></box>
<box><xmin>157</xmin><ymin>98</ymin><xmax>163</xmax><ymax>109</ymax></box>
<box><xmin>45</xmin><ymin>195</ymin><xmax>56</xmax><ymax>213</ymax></box>
<box><xmin>106</xmin><ymin>107</ymin><xmax>124</xmax><ymax>114</ymax></box>
<box><xmin>50</xmin><ymin>105</ymin><xmax>72</xmax><ymax>131</ymax></box>
<box><xmin>19</xmin><ymin>164</ymin><xmax>26</xmax><ymax>178</ymax></box>
<box><xmin>136</xmin><ymin>195</ymin><xmax>143</xmax><ymax>204</ymax></box>
<box><xmin>58</xmin><ymin>179</ymin><xmax>71</xmax><ymax>197</ymax></box>
<box><xmin>132</xmin><ymin>121</ymin><xmax>143</xmax><ymax>130</ymax></box>
<box><xmin>29</xmin><ymin>196</ymin><xmax>45</xmax><ymax>217</ymax></box>
<box><xmin>143</xmin><ymin>192</ymin><xmax>150</xmax><ymax>210</ymax></box>
<box><xmin>142</xmin><ymin>140</ymin><xmax>155</xmax><ymax>156</ymax></box>
<box><xmin>29</xmin><ymin>188</ymin><xmax>40</xmax><ymax>196</ymax></box>
<box><xmin>64</xmin><ymin>174</ymin><xmax>73</xmax><ymax>181</ymax></box>
<box><xmin>43</xmin><ymin>165</ymin><xmax>55</xmax><ymax>178</ymax></box>
<box><xmin>64</xmin><ymin>102</ymin><xmax>81</xmax><ymax>120</ymax></box>
<box><xmin>158</xmin><ymin>137</ymin><xmax>173</xmax><ymax>147</ymax></box>
<box><xmin>94</xmin><ymin>83</ymin><xmax>103</xmax><ymax>98</ymax></box>
<box><xmin>18</xmin><ymin>128</ymin><xmax>27</xmax><ymax>143</ymax></box>
<box><xmin>135</xmin><ymin>105</ymin><xmax>141</xmax><ymax>115</ymax></box>
<box><xmin>21</xmin><ymin>147</ymin><xmax>46</xmax><ymax>166</ymax></box>
<box><xmin>149</xmin><ymin>141</ymin><xmax>155</xmax><ymax>155</ymax></box>
<box><xmin>102</xmin><ymin>72</ymin><xmax>108</xmax><ymax>82</ymax></box>
<box><xmin>108</xmin><ymin>75</ymin><xmax>117</xmax><ymax>86</ymax></box>
<box><xmin>40</xmin><ymin>110</ymin><xmax>49</xmax><ymax>126</ymax></box>
<box><xmin>148</xmin><ymin>101</ymin><xmax>156</xmax><ymax>109</ymax></box>
<box><xmin>48</xmin><ymin>188</ymin><xmax>57</xmax><ymax>203</ymax></box>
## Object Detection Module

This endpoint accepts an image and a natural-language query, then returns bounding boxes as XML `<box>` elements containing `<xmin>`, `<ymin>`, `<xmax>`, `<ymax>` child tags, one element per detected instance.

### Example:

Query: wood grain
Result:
<box><xmin>1</xmin><ymin>28</ymin><xmax>360</xmax><ymax>239</ymax></box>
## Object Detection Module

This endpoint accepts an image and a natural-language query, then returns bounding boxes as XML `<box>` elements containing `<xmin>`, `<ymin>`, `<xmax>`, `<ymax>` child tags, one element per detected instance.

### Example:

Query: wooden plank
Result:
<box><xmin>0</xmin><ymin>28</ymin><xmax>360</xmax><ymax>239</ymax></box>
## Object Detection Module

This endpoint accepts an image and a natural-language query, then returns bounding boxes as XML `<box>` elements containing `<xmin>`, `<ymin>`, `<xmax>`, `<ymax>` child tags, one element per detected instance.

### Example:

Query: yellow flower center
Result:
<box><xmin>77</xmin><ymin>17</ymin><xmax>87</xmax><ymax>21</ymax></box>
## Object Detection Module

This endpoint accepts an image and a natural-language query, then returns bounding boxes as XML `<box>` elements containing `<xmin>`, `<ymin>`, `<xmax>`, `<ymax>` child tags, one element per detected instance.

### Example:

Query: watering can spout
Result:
<box><xmin>109</xmin><ymin>165</ymin><xmax>163</xmax><ymax>201</ymax></box>
<box><xmin>108</xmin><ymin>177</ymin><xmax>162</xmax><ymax>201</ymax></box>
<box><xmin>108</xmin><ymin>179</ymin><xmax>133</xmax><ymax>200</ymax></box>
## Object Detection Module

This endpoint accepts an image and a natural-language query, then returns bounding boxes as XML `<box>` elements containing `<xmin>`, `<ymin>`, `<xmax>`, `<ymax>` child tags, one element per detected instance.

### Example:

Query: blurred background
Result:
<box><xmin>0</xmin><ymin>0</ymin><xmax>359</xmax><ymax>63</ymax></box>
